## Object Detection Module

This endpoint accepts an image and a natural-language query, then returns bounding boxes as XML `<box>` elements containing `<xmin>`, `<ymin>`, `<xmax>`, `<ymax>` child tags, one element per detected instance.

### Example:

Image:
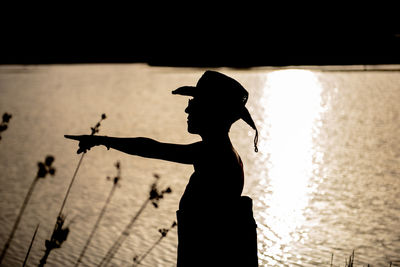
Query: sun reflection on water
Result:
<box><xmin>257</xmin><ymin>70</ymin><xmax>325</xmax><ymax>265</ymax></box>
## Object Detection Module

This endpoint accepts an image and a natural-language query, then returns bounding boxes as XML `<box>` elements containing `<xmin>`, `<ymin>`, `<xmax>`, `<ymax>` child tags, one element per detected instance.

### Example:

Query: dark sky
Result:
<box><xmin>1</xmin><ymin>7</ymin><xmax>399</xmax><ymax>67</ymax></box>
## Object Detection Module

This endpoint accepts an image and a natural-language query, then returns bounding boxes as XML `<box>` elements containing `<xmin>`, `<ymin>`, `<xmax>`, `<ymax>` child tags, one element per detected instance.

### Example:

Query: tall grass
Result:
<box><xmin>0</xmin><ymin>112</ymin><xmax>12</xmax><ymax>143</ymax></box>
<box><xmin>329</xmin><ymin>250</ymin><xmax>395</xmax><ymax>267</ymax></box>
<box><xmin>22</xmin><ymin>223</ymin><xmax>40</xmax><ymax>267</ymax></box>
<box><xmin>39</xmin><ymin>114</ymin><xmax>106</xmax><ymax>266</ymax></box>
<box><xmin>0</xmin><ymin>155</ymin><xmax>55</xmax><ymax>264</ymax></box>
<box><xmin>132</xmin><ymin>221</ymin><xmax>177</xmax><ymax>267</ymax></box>
<box><xmin>98</xmin><ymin>174</ymin><xmax>172</xmax><ymax>267</ymax></box>
<box><xmin>74</xmin><ymin>161</ymin><xmax>121</xmax><ymax>267</ymax></box>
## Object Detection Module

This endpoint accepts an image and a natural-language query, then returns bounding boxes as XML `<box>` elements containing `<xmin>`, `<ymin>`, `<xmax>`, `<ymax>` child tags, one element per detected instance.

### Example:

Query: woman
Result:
<box><xmin>65</xmin><ymin>70</ymin><xmax>258</xmax><ymax>266</ymax></box>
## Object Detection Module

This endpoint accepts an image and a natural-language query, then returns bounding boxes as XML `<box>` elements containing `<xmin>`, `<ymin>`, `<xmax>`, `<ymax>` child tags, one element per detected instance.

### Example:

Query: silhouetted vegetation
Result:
<box><xmin>0</xmin><ymin>112</ymin><xmax>12</xmax><ymax>142</ymax></box>
<box><xmin>22</xmin><ymin>223</ymin><xmax>39</xmax><ymax>267</ymax></box>
<box><xmin>132</xmin><ymin>220</ymin><xmax>177</xmax><ymax>266</ymax></box>
<box><xmin>98</xmin><ymin>174</ymin><xmax>172</xmax><ymax>267</ymax></box>
<box><xmin>74</xmin><ymin>161</ymin><xmax>122</xmax><ymax>267</ymax></box>
<box><xmin>328</xmin><ymin>250</ymin><xmax>396</xmax><ymax>267</ymax></box>
<box><xmin>39</xmin><ymin>214</ymin><xmax>70</xmax><ymax>266</ymax></box>
<box><xmin>39</xmin><ymin>114</ymin><xmax>106</xmax><ymax>266</ymax></box>
<box><xmin>0</xmin><ymin>155</ymin><xmax>55</xmax><ymax>265</ymax></box>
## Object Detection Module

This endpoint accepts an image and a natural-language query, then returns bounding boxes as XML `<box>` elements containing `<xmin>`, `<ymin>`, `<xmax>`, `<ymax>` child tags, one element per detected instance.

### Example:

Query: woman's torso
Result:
<box><xmin>179</xmin><ymin>141</ymin><xmax>244</xmax><ymax>212</ymax></box>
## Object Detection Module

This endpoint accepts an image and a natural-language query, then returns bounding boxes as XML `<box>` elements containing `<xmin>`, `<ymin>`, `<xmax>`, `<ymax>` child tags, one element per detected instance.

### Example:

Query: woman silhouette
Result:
<box><xmin>65</xmin><ymin>70</ymin><xmax>258</xmax><ymax>266</ymax></box>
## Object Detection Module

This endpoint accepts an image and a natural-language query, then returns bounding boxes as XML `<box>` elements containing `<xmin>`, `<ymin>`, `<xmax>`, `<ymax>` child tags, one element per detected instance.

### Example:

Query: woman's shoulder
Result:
<box><xmin>191</xmin><ymin>141</ymin><xmax>241</xmax><ymax>163</ymax></box>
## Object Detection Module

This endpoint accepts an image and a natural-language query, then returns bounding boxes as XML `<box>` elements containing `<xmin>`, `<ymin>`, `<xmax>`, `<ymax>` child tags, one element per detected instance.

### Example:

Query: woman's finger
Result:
<box><xmin>64</xmin><ymin>135</ymin><xmax>82</xmax><ymax>141</ymax></box>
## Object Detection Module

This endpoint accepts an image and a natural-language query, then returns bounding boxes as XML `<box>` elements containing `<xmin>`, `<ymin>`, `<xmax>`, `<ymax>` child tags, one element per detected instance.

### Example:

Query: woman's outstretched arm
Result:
<box><xmin>64</xmin><ymin>135</ymin><xmax>198</xmax><ymax>164</ymax></box>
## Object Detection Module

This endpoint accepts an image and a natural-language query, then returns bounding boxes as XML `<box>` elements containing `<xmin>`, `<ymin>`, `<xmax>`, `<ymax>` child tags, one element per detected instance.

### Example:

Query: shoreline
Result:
<box><xmin>1</xmin><ymin>63</ymin><xmax>400</xmax><ymax>72</ymax></box>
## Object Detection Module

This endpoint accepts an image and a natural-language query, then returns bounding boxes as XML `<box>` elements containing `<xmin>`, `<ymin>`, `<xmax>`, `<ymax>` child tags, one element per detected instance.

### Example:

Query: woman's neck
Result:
<box><xmin>200</xmin><ymin>131</ymin><xmax>231</xmax><ymax>146</ymax></box>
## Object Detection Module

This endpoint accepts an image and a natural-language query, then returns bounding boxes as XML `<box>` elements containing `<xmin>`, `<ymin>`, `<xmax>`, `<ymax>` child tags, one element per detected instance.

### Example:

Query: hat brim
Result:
<box><xmin>172</xmin><ymin>86</ymin><xmax>197</xmax><ymax>96</ymax></box>
<box><xmin>173</xmin><ymin>86</ymin><xmax>256</xmax><ymax>129</ymax></box>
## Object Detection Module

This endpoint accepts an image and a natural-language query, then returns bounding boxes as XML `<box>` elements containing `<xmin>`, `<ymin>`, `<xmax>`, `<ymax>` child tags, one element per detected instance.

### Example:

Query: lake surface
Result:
<box><xmin>0</xmin><ymin>64</ymin><xmax>399</xmax><ymax>266</ymax></box>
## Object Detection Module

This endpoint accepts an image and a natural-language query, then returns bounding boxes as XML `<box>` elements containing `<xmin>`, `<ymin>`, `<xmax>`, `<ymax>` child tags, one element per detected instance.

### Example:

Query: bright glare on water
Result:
<box><xmin>256</xmin><ymin>70</ymin><xmax>325</xmax><ymax>265</ymax></box>
<box><xmin>0</xmin><ymin>64</ymin><xmax>399</xmax><ymax>266</ymax></box>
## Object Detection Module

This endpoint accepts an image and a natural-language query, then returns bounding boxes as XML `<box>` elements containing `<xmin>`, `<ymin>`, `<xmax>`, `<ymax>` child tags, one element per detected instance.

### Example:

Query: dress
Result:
<box><xmin>176</xmin><ymin>142</ymin><xmax>258</xmax><ymax>266</ymax></box>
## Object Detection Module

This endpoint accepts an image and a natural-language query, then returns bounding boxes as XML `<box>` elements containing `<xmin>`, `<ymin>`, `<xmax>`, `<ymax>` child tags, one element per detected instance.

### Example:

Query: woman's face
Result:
<box><xmin>185</xmin><ymin>98</ymin><xmax>209</xmax><ymax>134</ymax></box>
<box><xmin>185</xmin><ymin>98</ymin><xmax>233</xmax><ymax>136</ymax></box>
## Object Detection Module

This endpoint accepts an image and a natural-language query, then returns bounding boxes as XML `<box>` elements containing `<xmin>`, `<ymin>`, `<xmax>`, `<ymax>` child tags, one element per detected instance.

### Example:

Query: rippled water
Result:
<box><xmin>0</xmin><ymin>64</ymin><xmax>399</xmax><ymax>266</ymax></box>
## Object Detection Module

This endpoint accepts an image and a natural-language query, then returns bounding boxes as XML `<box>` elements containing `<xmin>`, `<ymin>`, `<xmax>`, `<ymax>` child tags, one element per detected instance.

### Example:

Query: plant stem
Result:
<box><xmin>38</xmin><ymin>246</ymin><xmax>51</xmax><ymax>267</ymax></box>
<box><xmin>132</xmin><ymin>221</ymin><xmax>176</xmax><ymax>267</ymax></box>
<box><xmin>133</xmin><ymin>236</ymin><xmax>162</xmax><ymax>267</ymax></box>
<box><xmin>22</xmin><ymin>223</ymin><xmax>40</xmax><ymax>267</ymax></box>
<box><xmin>58</xmin><ymin>153</ymin><xmax>85</xmax><ymax>217</ymax></box>
<box><xmin>0</xmin><ymin>176</ymin><xmax>38</xmax><ymax>264</ymax></box>
<box><xmin>39</xmin><ymin>153</ymin><xmax>84</xmax><ymax>266</ymax></box>
<box><xmin>75</xmin><ymin>184</ymin><xmax>117</xmax><ymax>267</ymax></box>
<box><xmin>98</xmin><ymin>198</ymin><xmax>150</xmax><ymax>267</ymax></box>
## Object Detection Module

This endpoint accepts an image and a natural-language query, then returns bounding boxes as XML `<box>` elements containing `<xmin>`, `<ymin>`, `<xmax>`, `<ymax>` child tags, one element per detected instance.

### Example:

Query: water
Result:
<box><xmin>0</xmin><ymin>64</ymin><xmax>399</xmax><ymax>266</ymax></box>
